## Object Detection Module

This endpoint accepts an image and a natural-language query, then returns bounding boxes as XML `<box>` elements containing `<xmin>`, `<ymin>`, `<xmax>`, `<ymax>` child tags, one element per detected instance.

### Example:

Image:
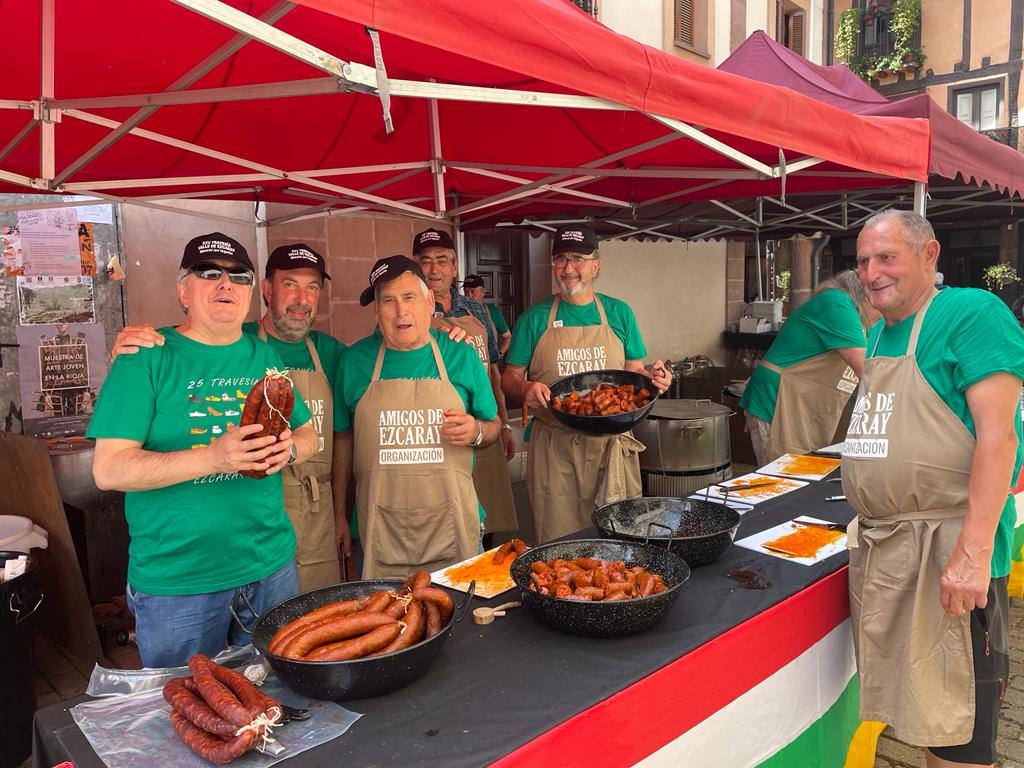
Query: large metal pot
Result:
<box><xmin>48</xmin><ymin>441</ymin><xmax>100</xmax><ymax>510</ymax></box>
<box><xmin>633</xmin><ymin>399</ymin><xmax>732</xmax><ymax>473</ymax></box>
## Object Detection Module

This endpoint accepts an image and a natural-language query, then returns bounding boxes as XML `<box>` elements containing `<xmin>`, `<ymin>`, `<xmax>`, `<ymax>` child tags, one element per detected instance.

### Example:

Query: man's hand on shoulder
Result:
<box><xmin>110</xmin><ymin>324</ymin><xmax>165</xmax><ymax>363</ymax></box>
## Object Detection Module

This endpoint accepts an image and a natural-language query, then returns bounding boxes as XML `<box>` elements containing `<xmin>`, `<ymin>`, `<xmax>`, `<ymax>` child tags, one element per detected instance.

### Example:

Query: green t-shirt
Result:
<box><xmin>740</xmin><ymin>289</ymin><xmax>867</xmax><ymax>424</ymax></box>
<box><xmin>486</xmin><ymin>303</ymin><xmax>510</xmax><ymax>335</ymax></box>
<box><xmin>86</xmin><ymin>328</ymin><xmax>312</xmax><ymax>595</ymax></box>
<box><xmin>866</xmin><ymin>287</ymin><xmax>1024</xmax><ymax>578</ymax></box>
<box><xmin>506</xmin><ymin>293</ymin><xmax>647</xmax><ymax>368</ymax></box>
<box><xmin>338</xmin><ymin>329</ymin><xmax>498</xmax><ymax>524</ymax></box>
<box><xmin>241</xmin><ymin>322</ymin><xmax>347</xmax><ymax>431</ymax></box>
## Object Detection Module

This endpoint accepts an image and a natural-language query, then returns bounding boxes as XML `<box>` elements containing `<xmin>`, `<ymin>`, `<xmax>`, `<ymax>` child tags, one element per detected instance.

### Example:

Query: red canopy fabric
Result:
<box><xmin>0</xmin><ymin>1</ymin><xmax>930</xmax><ymax>224</ymax></box>
<box><xmin>720</xmin><ymin>31</ymin><xmax>1024</xmax><ymax>197</ymax></box>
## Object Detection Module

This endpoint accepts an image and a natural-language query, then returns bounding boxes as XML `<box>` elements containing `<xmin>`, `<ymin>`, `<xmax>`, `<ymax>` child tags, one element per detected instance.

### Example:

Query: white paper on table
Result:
<box><xmin>735</xmin><ymin>516</ymin><xmax>848</xmax><ymax>566</ymax></box>
<box><xmin>697</xmin><ymin>472</ymin><xmax>808</xmax><ymax>506</ymax></box>
<box><xmin>431</xmin><ymin>546</ymin><xmax>517</xmax><ymax>599</ymax></box>
<box><xmin>815</xmin><ymin>442</ymin><xmax>845</xmax><ymax>456</ymax></box>
<box><xmin>757</xmin><ymin>452</ymin><xmax>842</xmax><ymax>481</ymax></box>
<box><xmin>688</xmin><ymin>494</ymin><xmax>755</xmax><ymax>514</ymax></box>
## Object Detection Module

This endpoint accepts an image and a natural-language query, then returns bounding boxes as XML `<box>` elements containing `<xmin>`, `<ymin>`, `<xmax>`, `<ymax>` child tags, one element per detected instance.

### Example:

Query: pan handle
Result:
<box><xmin>645</xmin><ymin>521</ymin><xmax>675</xmax><ymax>551</ymax></box>
<box><xmin>454</xmin><ymin>581</ymin><xmax>477</xmax><ymax>623</ymax></box>
<box><xmin>228</xmin><ymin>591</ymin><xmax>262</xmax><ymax>636</ymax></box>
<box><xmin>339</xmin><ymin>541</ymin><xmax>349</xmax><ymax>584</ymax></box>
<box><xmin>606</xmin><ymin>518</ymin><xmax>617</xmax><ymax>535</ymax></box>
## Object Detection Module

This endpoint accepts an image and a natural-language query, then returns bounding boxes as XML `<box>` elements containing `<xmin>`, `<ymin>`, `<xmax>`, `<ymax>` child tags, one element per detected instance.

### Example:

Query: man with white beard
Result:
<box><xmin>501</xmin><ymin>225</ymin><xmax>671</xmax><ymax>542</ymax></box>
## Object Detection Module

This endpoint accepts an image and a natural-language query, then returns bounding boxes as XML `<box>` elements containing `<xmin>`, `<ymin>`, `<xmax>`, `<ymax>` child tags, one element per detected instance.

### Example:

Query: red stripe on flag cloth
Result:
<box><xmin>491</xmin><ymin>565</ymin><xmax>851</xmax><ymax>768</ymax></box>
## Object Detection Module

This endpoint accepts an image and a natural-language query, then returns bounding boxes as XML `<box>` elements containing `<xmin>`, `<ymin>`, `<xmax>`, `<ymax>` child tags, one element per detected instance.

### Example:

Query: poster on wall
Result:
<box><xmin>18</xmin><ymin>207</ymin><xmax>81</xmax><ymax>276</ymax></box>
<box><xmin>16</xmin><ymin>322</ymin><xmax>108</xmax><ymax>438</ymax></box>
<box><xmin>17</xmin><ymin>275</ymin><xmax>95</xmax><ymax>325</ymax></box>
<box><xmin>2</xmin><ymin>226</ymin><xmax>24</xmax><ymax>276</ymax></box>
<box><xmin>79</xmin><ymin>222</ymin><xmax>95</xmax><ymax>276</ymax></box>
<box><xmin>62</xmin><ymin>195</ymin><xmax>114</xmax><ymax>225</ymax></box>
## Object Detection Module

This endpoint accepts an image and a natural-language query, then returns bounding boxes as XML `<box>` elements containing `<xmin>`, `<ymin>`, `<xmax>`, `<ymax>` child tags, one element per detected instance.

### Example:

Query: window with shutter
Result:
<box><xmin>675</xmin><ymin>0</ymin><xmax>694</xmax><ymax>47</ymax></box>
<box><xmin>775</xmin><ymin>0</ymin><xmax>785</xmax><ymax>43</ymax></box>
<box><xmin>788</xmin><ymin>11</ymin><xmax>805</xmax><ymax>56</ymax></box>
<box><xmin>950</xmin><ymin>83</ymin><xmax>1002</xmax><ymax>132</ymax></box>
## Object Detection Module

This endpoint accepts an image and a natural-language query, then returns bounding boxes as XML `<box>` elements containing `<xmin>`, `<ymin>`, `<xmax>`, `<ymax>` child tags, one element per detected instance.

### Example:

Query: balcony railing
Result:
<box><xmin>569</xmin><ymin>0</ymin><xmax>599</xmax><ymax>18</ymax></box>
<box><xmin>857</xmin><ymin>8</ymin><xmax>920</xmax><ymax>58</ymax></box>
<box><xmin>982</xmin><ymin>127</ymin><xmax>1019</xmax><ymax>149</ymax></box>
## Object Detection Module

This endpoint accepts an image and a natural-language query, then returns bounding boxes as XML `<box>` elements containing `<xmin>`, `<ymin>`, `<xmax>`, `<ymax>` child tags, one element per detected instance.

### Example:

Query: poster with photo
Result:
<box><xmin>16</xmin><ymin>322</ymin><xmax>108</xmax><ymax>438</ymax></box>
<box><xmin>18</xmin><ymin>207</ymin><xmax>81</xmax><ymax>276</ymax></box>
<box><xmin>17</xmin><ymin>275</ymin><xmax>95</xmax><ymax>325</ymax></box>
<box><xmin>2</xmin><ymin>226</ymin><xmax>24</xmax><ymax>276</ymax></box>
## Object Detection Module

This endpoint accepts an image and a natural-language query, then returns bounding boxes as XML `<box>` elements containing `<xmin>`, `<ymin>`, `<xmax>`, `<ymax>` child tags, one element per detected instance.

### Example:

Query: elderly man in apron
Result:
<box><xmin>336</xmin><ymin>256</ymin><xmax>501</xmax><ymax>579</ymax></box>
<box><xmin>413</xmin><ymin>228</ymin><xmax>519</xmax><ymax>542</ymax></box>
<box><xmin>502</xmin><ymin>226</ymin><xmax>671</xmax><ymax>544</ymax></box>
<box><xmin>845</xmin><ymin>209</ymin><xmax>1024</xmax><ymax>767</ymax></box>
<box><xmin>464</xmin><ymin>274</ymin><xmax>512</xmax><ymax>358</ymax></box>
<box><xmin>740</xmin><ymin>270</ymin><xmax>872</xmax><ymax>465</ymax></box>
<box><xmin>108</xmin><ymin>243</ymin><xmax>352</xmax><ymax>592</ymax></box>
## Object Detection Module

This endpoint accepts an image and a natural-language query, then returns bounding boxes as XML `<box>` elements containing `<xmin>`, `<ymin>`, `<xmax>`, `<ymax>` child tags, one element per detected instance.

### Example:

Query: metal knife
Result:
<box><xmin>794</xmin><ymin>519</ymin><xmax>846</xmax><ymax>532</ymax></box>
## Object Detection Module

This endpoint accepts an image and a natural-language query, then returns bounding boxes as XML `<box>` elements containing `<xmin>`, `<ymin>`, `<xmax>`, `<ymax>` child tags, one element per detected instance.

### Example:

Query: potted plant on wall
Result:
<box><xmin>983</xmin><ymin>262</ymin><xmax>1022</xmax><ymax>304</ymax></box>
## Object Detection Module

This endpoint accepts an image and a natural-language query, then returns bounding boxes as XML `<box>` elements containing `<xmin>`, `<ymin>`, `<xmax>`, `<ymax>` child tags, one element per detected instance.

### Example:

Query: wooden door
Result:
<box><xmin>464</xmin><ymin>231</ymin><xmax>525</xmax><ymax>327</ymax></box>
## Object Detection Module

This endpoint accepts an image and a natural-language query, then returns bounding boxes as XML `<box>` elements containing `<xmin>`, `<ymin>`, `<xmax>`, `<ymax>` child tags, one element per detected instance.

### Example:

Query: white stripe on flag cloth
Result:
<box><xmin>633</xmin><ymin>619</ymin><xmax>857</xmax><ymax>768</ymax></box>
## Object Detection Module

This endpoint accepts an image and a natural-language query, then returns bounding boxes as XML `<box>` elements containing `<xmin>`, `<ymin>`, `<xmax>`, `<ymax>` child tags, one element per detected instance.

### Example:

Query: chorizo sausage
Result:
<box><xmin>573</xmin><ymin>586</ymin><xmax>606</xmax><ymax>601</ymax></box>
<box><xmin>424</xmin><ymin>600</ymin><xmax>443</xmax><ymax>638</ymax></box>
<box><xmin>269</xmin><ymin>597</ymin><xmax>368</xmax><ymax>654</ymax></box>
<box><xmin>370</xmin><ymin>599</ymin><xmax>426</xmax><ymax>656</ymax></box>
<box><xmin>492</xmin><ymin>540</ymin><xmax>515</xmax><ymax>564</ymax></box>
<box><xmin>163</xmin><ymin>677</ymin><xmax>237</xmax><ymax>738</ymax></box>
<box><xmin>575</xmin><ymin>558</ymin><xmax>603</xmax><ymax>570</ymax></box>
<box><xmin>512</xmin><ymin>539</ymin><xmax>528</xmax><ymax>556</ymax></box>
<box><xmin>530</xmin><ymin>561</ymin><xmax>551</xmax><ymax>575</ymax></box>
<box><xmin>208</xmin><ymin>663</ymin><xmax>281</xmax><ymax>720</ymax></box>
<box><xmin>188</xmin><ymin>654</ymin><xmax>255</xmax><ymax>727</ymax></box>
<box><xmin>238</xmin><ymin>371</ymin><xmax>295</xmax><ymax>480</ymax></box>
<box><xmin>305</xmin><ymin>621</ymin><xmax>404</xmax><ymax>661</ymax></box>
<box><xmin>412</xmin><ymin>586</ymin><xmax>454</xmax><ymax>624</ymax></box>
<box><xmin>385</xmin><ymin>593</ymin><xmax>413</xmax><ymax>618</ymax></box>
<box><xmin>170</xmin><ymin>711</ymin><xmax>258</xmax><ymax>765</ymax></box>
<box><xmin>636</xmin><ymin>572</ymin><xmax>656</xmax><ymax>597</ymax></box>
<box><xmin>280</xmin><ymin>611</ymin><xmax>398</xmax><ymax>660</ymax></box>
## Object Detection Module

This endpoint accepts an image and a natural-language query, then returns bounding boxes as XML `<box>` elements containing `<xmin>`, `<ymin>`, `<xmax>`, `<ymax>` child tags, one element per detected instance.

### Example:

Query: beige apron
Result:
<box><xmin>842</xmin><ymin>290</ymin><xmax>980</xmax><ymax>746</ymax></box>
<box><xmin>353</xmin><ymin>338</ymin><xmax>479</xmax><ymax>579</ymax></box>
<box><xmin>432</xmin><ymin>312</ymin><xmax>518</xmax><ymax>534</ymax></box>
<box><xmin>527</xmin><ymin>295</ymin><xmax>643</xmax><ymax>543</ymax></box>
<box><xmin>759</xmin><ymin>349</ymin><xmax>859</xmax><ymax>460</ymax></box>
<box><xmin>258</xmin><ymin>327</ymin><xmax>339</xmax><ymax>591</ymax></box>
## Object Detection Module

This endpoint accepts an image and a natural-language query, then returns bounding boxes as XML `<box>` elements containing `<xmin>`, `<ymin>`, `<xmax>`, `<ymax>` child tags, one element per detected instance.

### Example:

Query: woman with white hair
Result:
<box><xmin>739</xmin><ymin>269</ymin><xmax>875</xmax><ymax>465</ymax></box>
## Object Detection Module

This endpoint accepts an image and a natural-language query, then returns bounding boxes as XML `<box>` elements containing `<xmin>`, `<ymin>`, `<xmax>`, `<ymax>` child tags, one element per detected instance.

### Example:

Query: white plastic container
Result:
<box><xmin>0</xmin><ymin>516</ymin><xmax>48</xmax><ymax>554</ymax></box>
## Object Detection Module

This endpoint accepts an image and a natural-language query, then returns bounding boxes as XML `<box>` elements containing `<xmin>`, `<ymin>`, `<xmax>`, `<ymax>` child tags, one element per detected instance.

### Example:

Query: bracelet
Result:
<box><xmin>500</xmin><ymin>424</ymin><xmax>512</xmax><ymax>432</ymax></box>
<box><xmin>472</xmin><ymin>420</ymin><xmax>485</xmax><ymax>447</ymax></box>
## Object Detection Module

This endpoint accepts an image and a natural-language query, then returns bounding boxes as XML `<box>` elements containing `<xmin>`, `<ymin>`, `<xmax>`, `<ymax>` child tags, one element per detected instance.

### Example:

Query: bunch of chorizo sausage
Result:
<box><xmin>528</xmin><ymin>558</ymin><xmax>668</xmax><ymax>601</ymax></box>
<box><xmin>269</xmin><ymin>571</ymin><xmax>452</xmax><ymax>661</ymax></box>
<box><xmin>239</xmin><ymin>369</ymin><xmax>295</xmax><ymax>480</ymax></box>
<box><xmin>163</xmin><ymin>654</ymin><xmax>282</xmax><ymax>765</ymax></box>
<box><xmin>551</xmin><ymin>383</ymin><xmax>652</xmax><ymax>417</ymax></box>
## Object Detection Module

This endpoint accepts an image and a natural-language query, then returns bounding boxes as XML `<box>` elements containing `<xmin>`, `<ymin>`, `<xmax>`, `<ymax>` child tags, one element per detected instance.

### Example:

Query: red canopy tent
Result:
<box><xmin>0</xmin><ymin>0</ymin><xmax>929</xmax><ymax>237</ymax></box>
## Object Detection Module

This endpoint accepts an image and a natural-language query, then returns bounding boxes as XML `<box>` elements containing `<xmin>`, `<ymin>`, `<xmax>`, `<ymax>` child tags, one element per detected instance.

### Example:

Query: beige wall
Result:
<box><xmin>603</xmin><ymin>0</ymin><xmax>663</xmax><ymax>48</ymax></box>
<box><xmin>597</xmin><ymin>239</ymin><xmax>727</xmax><ymax>363</ymax></box>
<box><xmin>121</xmin><ymin>200</ymin><xmax>259</xmax><ymax>328</ymax></box>
<box><xmin>264</xmin><ymin>206</ymin><xmax>453</xmax><ymax>345</ymax></box>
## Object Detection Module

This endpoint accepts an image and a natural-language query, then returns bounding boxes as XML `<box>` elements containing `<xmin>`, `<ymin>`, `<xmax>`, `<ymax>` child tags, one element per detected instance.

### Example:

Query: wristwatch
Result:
<box><xmin>472</xmin><ymin>420</ymin><xmax>485</xmax><ymax>447</ymax></box>
<box><xmin>287</xmin><ymin>443</ymin><xmax>298</xmax><ymax>464</ymax></box>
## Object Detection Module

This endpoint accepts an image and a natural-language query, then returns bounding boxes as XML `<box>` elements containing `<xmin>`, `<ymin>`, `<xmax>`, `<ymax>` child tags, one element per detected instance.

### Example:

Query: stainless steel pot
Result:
<box><xmin>48</xmin><ymin>441</ymin><xmax>100</xmax><ymax>510</ymax></box>
<box><xmin>634</xmin><ymin>399</ymin><xmax>732</xmax><ymax>473</ymax></box>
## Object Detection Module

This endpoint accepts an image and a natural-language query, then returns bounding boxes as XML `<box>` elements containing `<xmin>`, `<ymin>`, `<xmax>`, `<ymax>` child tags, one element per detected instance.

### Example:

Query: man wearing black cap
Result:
<box><xmin>502</xmin><ymin>225</ymin><xmax>672</xmax><ymax>543</ymax></box>
<box><xmin>414</xmin><ymin>228</ymin><xmax>518</xmax><ymax>540</ymax></box>
<box><xmin>335</xmin><ymin>256</ymin><xmax>500</xmax><ymax>578</ymax></box>
<box><xmin>110</xmin><ymin>241</ymin><xmax>352</xmax><ymax>591</ymax></box>
<box><xmin>87</xmin><ymin>233</ymin><xmax>319</xmax><ymax>667</ymax></box>
<box><xmin>463</xmin><ymin>273</ymin><xmax>511</xmax><ymax>358</ymax></box>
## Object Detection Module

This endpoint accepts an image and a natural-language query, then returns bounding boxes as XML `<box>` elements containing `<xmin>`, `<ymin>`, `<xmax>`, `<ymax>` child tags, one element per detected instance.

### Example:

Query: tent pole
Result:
<box><xmin>39</xmin><ymin>0</ymin><xmax>55</xmax><ymax>182</ymax></box>
<box><xmin>913</xmin><ymin>181</ymin><xmax>927</xmax><ymax>216</ymax></box>
<box><xmin>755</xmin><ymin>229</ymin><xmax>764</xmax><ymax>302</ymax></box>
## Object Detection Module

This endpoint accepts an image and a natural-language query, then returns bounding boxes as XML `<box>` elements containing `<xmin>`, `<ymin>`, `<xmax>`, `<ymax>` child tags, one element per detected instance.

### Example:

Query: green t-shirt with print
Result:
<box><xmin>866</xmin><ymin>287</ymin><xmax>1024</xmax><ymax>578</ymax></box>
<box><xmin>740</xmin><ymin>289</ymin><xmax>867</xmax><ymax>424</ymax></box>
<box><xmin>338</xmin><ymin>328</ymin><xmax>498</xmax><ymax>524</ymax></box>
<box><xmin>506</xmin><ymin>293</ymin><xmax>647</xmax><ymax>368</ymax></box>
<box><xmin>241</xmin><ymin>322</ymin><xmax>347</xmax><ymax>431</ymax></box>
<box><xmin>486</xmin><ymin>303</ymin><xmax>510</xmax><ymax>335</ymax></box>
<box><xmin>86</xmin><ymin>328</ymin><xmax>312</xmax><ymax>595</ymax></box>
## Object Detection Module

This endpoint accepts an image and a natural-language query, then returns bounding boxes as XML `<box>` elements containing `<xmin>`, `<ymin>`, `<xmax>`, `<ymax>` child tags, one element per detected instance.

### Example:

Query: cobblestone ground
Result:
<box><xmin>875</xmin><ymin>597</ymin><xmax>1024</xmax><ymax>768</ymax></box>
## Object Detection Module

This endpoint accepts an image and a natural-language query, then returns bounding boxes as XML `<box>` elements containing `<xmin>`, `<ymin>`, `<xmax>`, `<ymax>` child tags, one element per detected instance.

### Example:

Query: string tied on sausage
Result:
<box><xmin>261</xmin><ymin>368</ymin><xmax>294</xmax><ymax>428</ymax></box>
<box><xmin>387</xmin><ymin>590</ymin><xmax>415</xmax><ymax>614</ymax></box>
<box><xmin>234</xmin><ymin>707</ymin><xmax>283</xmax><ymax>753</ymax></box>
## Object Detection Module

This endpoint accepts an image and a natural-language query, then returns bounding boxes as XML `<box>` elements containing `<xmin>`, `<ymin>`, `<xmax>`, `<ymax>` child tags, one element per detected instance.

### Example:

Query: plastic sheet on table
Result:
<box><xmin>87</xmin><ymin>645</ymin><xmax>260</xmax><ymax>697</ymax></box>
<box><xmin>72</xmin><ymin>653</ymin><xmax>360</xmax><ymax>768</ymax></box>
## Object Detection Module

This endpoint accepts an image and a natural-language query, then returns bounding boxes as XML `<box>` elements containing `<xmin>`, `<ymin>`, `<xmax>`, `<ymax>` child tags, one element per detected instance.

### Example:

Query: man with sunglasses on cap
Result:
<box><xmin>88</xmin><ymin>233</ymin><xmax>319</xmax><ymax>667</ymax></box>
<box><xmin>336</xmin><ymin>255</ymin><xmax>500</xmax><ymax>578</ymax></box>
<box><xmin>463</xmin><ymin>274</ymin><xmax>511</xmax><ymax>358</ymax></box>
<box><xmin>414</xmin><ymin>228</ymin><xmax>518</xmax><ymax>541</ymax></box>
<box><xmin>110</xmin><ymin>243</ymin><xmax>352</xmax><ymax>591</ymax></box>
<box><xmin>502</xmin><ymin>225</ymin><xmax>672</xmax><ymax>543</ymax></box>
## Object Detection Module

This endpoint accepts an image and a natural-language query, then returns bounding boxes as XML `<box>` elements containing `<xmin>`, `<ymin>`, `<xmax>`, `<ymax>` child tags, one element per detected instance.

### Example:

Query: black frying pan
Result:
<box><xmin>548</xmin><ymin>369</ymin><xmax>658</xmax><ymax>435</ymax></box>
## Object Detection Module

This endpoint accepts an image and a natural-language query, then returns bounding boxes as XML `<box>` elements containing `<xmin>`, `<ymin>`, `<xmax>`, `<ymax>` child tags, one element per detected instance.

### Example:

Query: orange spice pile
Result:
<box><xmin>443</xmin><ymin>553</ymin><xmax>516</xmax><ymax>592</ymax></box>
<box><xmin>763</xmin><ymin>526</ymin><xmax>844</xmax><ymax>558</ymax></box>
<box><xmin>778</xmin><ymin>454</ymin><xmax>841</xmax><ymax>477</ymax></box>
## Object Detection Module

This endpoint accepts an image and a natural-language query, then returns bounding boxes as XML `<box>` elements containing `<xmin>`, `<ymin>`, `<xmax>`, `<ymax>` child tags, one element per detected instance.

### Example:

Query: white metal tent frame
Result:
<box><xmin>0</xmin><ymin>0</ymin><xmax>931</xmax><ymax>236</ymax></box>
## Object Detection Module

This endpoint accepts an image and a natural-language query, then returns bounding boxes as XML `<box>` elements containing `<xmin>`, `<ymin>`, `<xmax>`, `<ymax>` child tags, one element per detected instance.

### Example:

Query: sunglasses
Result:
<box><xmin>189</xmin><ymin>262</ymin><xmax>255</xmax><ymax>286</ymax></box>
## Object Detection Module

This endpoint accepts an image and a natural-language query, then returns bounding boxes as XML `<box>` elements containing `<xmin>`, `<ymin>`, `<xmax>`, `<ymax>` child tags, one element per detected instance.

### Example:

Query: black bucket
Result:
<box><xmin>0</xmin><ymin>550</ymin><xmax>43</xmax><ymax>768</ymax></box>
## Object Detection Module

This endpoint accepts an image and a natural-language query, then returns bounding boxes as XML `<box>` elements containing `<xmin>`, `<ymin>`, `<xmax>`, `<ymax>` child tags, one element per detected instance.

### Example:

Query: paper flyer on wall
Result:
<box><xmin>62</xmin><ymin>195</ymin><xmax>114</xmax><ymax>225</ymax></box>
<box><xmin>2</xmin><ymin>226</ymin><xmax>23</xmax><ymax>276</ymax></box>
<box><xmin>17</xmin><ymin>275</ymin><xmax>95</xmax><ymax>325</ymax></box>
<box><xmin>18</xmin><ymin>207</ymin><xmax>81</xmax><ymax>276</ymax></box>
<box><xmin>16</xmin><ymin>322</ymin><xmax>108</xmax><ymax>438</ymax></box>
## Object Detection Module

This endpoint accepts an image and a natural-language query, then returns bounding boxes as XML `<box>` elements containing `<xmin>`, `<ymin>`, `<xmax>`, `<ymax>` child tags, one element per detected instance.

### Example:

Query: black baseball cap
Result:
<box><xmin>359</xmin><ymin>255</ymin><xmax>427</xmax><ymax>307</ymax></box>
<box><xmin>552</xmin><ymin>225</ymin><xmax>598</xmax><ymax>256</ymax></box>
<box><xmin>412</xmin><ymin>228</ymin><xmax>454</xmax><ymax>254</ymax></box>
<box><xmin>266</xmin><ymin>242</ymin><xmax>331</xmax><ymax>280</ymax></box>
<box><xmin>180</xmin><ymin>232</ymin><xmax>254</xmax><ymax>271</ymax></box>
<box><xmin>462</xmin><ymin>274</ymin><xmax>485</xmax><ymax>290</ymax></box>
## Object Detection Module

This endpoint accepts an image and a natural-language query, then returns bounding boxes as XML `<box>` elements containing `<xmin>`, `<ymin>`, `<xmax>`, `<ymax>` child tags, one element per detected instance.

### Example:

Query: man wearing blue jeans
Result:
<box><xmin>88</xmin><ymin>233</ymin><xmax>319</xmax><ymax>667</ymax></box>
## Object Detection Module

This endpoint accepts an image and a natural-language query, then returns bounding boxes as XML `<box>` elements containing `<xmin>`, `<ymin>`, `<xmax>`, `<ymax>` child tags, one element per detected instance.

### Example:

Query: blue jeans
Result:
<box><xmin>126</xmin><ymin>561</ymin><xmax>298</xmax><ymax>668</ymax></box>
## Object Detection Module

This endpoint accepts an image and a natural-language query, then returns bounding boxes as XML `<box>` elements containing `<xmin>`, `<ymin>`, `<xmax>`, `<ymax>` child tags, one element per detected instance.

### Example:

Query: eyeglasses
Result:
<box><xmin>551</xmin><ymin>255</ymin><xmax>597</xmax><ymax>268</ymax></box>
<box><xmin>189</xmin><ymin>262</ymin><xmax>255</xmax><ymax>286</ymax></box>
